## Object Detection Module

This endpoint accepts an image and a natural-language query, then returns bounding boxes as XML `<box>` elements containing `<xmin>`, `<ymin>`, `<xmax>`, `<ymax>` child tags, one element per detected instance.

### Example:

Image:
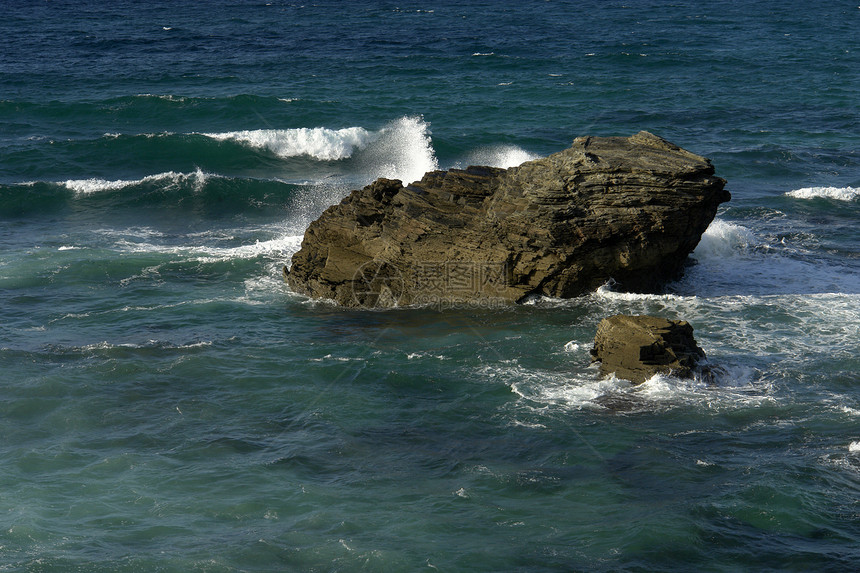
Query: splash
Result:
<box><xmin>200</xmin><ymin>116</ymin><xmax>438</xmax><ymax>185</ymax></box>
<box><xmin>355</xmin><ymin>116</ymin><xmax>438</xmax><ymax>184</ymax></box>
<box><xmin>691</xmin><ymin>219</ymin><xmax>757</xmax><ymax>261</ymax></box>
<box><xmin>461</xmin><ymin>145</ymin><xmax>539</xmax><ymax>169</ymax></box>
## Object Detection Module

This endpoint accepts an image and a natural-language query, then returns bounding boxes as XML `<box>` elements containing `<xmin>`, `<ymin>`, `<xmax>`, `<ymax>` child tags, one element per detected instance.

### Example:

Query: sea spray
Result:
<box><xmin>690</xmin><ymin>219</ymin><xmax>757</xmax><ymax>261</ymax></box>
<box><xmin>354</xmin><ymin>115</ymin><xmax>439</xmax><ymax>185</ymax></box>
<box><xmin>460</xmin><ymin>145</ymin><xmax>540</xmax><ymax>169</ymax></box>
<box><xmin>200</xmin><ymin>116</ymin><xmax>439</xmax><ymax>186</ymax></box>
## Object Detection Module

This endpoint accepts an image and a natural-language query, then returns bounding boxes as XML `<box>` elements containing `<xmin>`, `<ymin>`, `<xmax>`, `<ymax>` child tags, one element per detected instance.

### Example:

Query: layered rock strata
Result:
<box><xmin>286</xmin><ymin>131</ymin><xmax>729</xmax><ymax>307</ymax></box>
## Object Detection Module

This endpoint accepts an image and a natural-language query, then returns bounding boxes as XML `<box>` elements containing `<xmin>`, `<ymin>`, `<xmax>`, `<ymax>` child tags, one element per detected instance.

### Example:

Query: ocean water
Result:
<box><xmin>1</xmin><ymin>0</ymin><xmax>858</xmax><ymax>570</ymax></box>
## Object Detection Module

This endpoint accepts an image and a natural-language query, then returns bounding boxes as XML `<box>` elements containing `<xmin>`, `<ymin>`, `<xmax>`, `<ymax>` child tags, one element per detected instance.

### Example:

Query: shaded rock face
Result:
<box><xmin>590</xmin><ymin>315</ymin><xmax>706</xmax><ymax>384</ymax></box>
<box><xmin>287</xmin><ymin>131</ymin><xmax>729</xmax><ymax>307</ymax></box>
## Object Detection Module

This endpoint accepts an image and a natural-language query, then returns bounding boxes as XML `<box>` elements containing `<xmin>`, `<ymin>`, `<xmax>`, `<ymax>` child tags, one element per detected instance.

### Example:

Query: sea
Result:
<box><xmin>1</xmin><ymin>1</ymin><xmax>858</xmax><ymax>571</ymax></box>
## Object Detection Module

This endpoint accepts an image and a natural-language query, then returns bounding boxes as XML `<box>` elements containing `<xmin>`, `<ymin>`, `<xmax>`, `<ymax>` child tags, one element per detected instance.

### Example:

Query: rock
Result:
<box><xmin>590</xmin><ymin>314</ymin><xmax>707</xmax><ymax>384</ymax></box>
<box><xmin>287</xmin><ymin>131</ymin><xmax>729</xmax><ymax>307</ymax></box>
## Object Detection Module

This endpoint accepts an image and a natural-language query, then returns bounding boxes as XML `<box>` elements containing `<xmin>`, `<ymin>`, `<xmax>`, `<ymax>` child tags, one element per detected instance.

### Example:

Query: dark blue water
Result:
<box><xmin>2</xmin><ymin>1</ymin><xmax>859</xmax><ymax>570</ymax></box>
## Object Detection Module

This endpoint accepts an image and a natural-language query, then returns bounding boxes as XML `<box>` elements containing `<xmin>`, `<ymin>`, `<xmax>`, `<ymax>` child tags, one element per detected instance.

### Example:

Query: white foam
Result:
<box><xmin>201</xmin><ymin>116</ymin><xmax>438</xmax><ymax>185</ymax></box>
<box><xmin>135</xmin><ymin>93</ymin><xmax>187</xmax><ymax>102</ymax></box>
<box><xmin>461</xmin><ymin>145</ymin><xmax>540</xmax><ymax>169</ymax></box>
<box><xmin>499</xmin><ymin>354</ymin><xmax>767</xmax><ymax>414</ymax></box>
<box><xmin>63</xmin><ymin>177</ymin><xmax>136</xmax><ymax>194</ymax></box>
<box><xmin>357</xmin><ymin>116</ymin><xmax>438</xmax><ymax>184</ymax></box>
<box><xmin>406</xmin><ymin>352</ymin><xmax>447</xmax><ymax>360</ymax></box>
<box><xmin>117</xmin><ymin>234</ymin><xmax>303</xmax><ymax>263</ymax></box>
<box><xmin>850</xmin><ymin>441</ymin><xmax>860</xmax><ymax>452</ymax></box>
<box><xmin>634</xmin><ymin>372</ymin><xmax>709</xmax><ymax>401</ymax></box>
<box><xmin>840</xmin><ymin>405</ymin><xmax>860</xmax><ymax>417</ymax></box>
<box><xmin>309</xmin><ymin>354</ymin><xmax>365</xmax><ymax>363</ymax></box>
<box><xmin>205</xmin><ymin>234</ymin><xmax>303</xmax><ymax>260</ymax></box>
<box><xmin>691</xmin><ymin>219</ymin><xmax>757</xmax><ymax>261</ymax></box>
<box><xmin>80</xmin><ymin>339</ymin><xmax>212</xmax><ymax>352</ymax></box>
<box><xmin>509</xmin><ymin>370</ymin><xmax>632</xmax><ymax>411</ymax></box>
<box><xmin>592</xmin><ymin>283</ymin><xmax>689</xmax><ymax>303</ymax></box>
<box><xmin>202</xmin><ymin>126</ymin><xmax>376</xmax><ymax>161</ymax></box>
<box><xmin>63</xmin><ymin>168</ymin><xmax>208</xmax><ymax>195</ymax></box>
<box><xmin>95</xmin><ymin>226</ymin><xmax>166</xmax><ymax>240</ymax></box>
<box><xmin>670</xmin><ymin>218</ymin><xmax>860</xmax><ymax>297</ymax></box>
<box><xmin>785</xmin><ymin>186</ymin><xmax>860</xmax><ymax>201</ymax></box>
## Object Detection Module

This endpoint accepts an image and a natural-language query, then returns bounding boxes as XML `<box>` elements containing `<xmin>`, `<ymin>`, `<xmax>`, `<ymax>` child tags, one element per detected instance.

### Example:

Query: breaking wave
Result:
<box><xmin>202</xmin><ymin>126</ymin><xmax>375</xmax><ymax>161</ymax></box>
<box><xmin>785</xmin><ymin>186</ymin><xmax>860</xmax><ymax>201</ymax></box>
<box><xmin>202</xmin><ymin>115</ymin><xmax>439</xmax><ymax>185</ymax></box>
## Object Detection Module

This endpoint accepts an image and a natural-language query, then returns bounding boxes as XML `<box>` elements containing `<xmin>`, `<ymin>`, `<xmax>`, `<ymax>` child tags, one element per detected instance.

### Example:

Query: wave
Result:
<box><xmin>553</xmin><ymin>217</ymin><xmax>860</xmax><ymax>301</ymax></box>
<box><xmin>198</xmin><ymin>116</ymin><xmax>537</xmax><ymax>184</ymax></box>
<box><xmin>113</xmin><ymin>232</ymin><xmax>303</xmax><ymax>263</ymax></box>
<box><xmin>63</xmin><ymin>169</ymin><xmax>209</xmax><ymax>195</ymax></box>
<box><xmin>503</xmin><ymin>361</ymin><xmax>766</xmax><ymax>415</ymax></box>
<box><xmin>0</xmin><ymin>169</ymin><xmax>300</xmax><ymax>218</ymax></box>
<box><xmin>785</xmin><ymin>186</ymin><xmax>859</xmax><ymax>201</ymax></box>
<box><xmin>3</xmin><ymin>114</ymin><xmax>545</xmax><ymax>218</ymax></box>
<box><xmin>201</xmin><ymin>126</ymin><xmax>376</xmax><ymax>161</ymax></box>
<box><xmin>672</xmin><ymin>218</ymin><xmax>860</xmax><ymax>296</ymax></box>
<box><xmin>200</xmin><ymin>115</ymin><xmax>439</xmax><ymax>185</ymax></box>
<box><xmin>1</xmin><ymin>113</ymin><xmax>543</xmax><ymax>235</ymax></box>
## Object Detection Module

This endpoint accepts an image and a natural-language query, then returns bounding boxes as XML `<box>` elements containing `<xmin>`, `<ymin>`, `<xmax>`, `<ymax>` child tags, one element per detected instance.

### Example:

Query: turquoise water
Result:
<box><xmin>1</xmin><ymin>1</ymin><xmax>859</xmax><ymax>570</ymax></box>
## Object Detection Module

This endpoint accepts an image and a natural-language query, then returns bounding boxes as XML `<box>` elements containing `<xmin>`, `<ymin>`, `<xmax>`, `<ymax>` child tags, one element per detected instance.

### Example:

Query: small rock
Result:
<box><xmin>590</xmin><ymin>314</ymin><xmax>707</xmax><ymax>384</ymax></box>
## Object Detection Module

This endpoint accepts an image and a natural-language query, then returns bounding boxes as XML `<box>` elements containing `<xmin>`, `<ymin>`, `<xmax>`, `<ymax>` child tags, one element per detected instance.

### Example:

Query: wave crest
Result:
<box><xmin>200</xmin><ymin>115</ymin><xmax>438</xmax><ymax>185</ymax></box>
<box><xmin>202</xmin><ymin>126</ymin><xmax>375</xmax><ymax>161</ymax></box>
<box><xmin>785</xmin><ymin>186</ymin><xmax>860</xmax><ymax>201</ymax></box>
<box><xmin>63</xmin><ymin>168</ymin><xmax>209</xmax><ymax>195</ymax></box>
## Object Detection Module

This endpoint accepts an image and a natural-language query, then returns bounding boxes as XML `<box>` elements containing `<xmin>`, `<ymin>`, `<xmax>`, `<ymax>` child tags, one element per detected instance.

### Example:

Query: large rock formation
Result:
<box><xmin>286</xmin><ymin>131</ymin><xmax>729</xmax><ymax>307</ymax></box>
<box><xmin>590</xmin><ymin>315</ymin><xmax>707</xmax><ymax>384</ymax></box>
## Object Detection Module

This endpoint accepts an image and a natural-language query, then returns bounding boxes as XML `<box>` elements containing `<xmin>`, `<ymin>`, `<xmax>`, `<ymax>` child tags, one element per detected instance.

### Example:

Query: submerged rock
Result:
<box><xmin>590</xmin><ymin>314</ymin><xmax>707</xmax><ymax>384</ymax></box>
<box><xmin>287</xmin><ymin>131</ymin><xmax>729</xmax><ymax>307</ymax></box>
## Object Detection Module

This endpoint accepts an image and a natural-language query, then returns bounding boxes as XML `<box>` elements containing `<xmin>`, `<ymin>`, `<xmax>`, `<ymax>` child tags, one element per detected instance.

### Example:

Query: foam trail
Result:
<box><xmin>785</xmin><ymin>186</ymin><xmax>859</xmax><ymax>201</ymax></box>
<box><xmin>202</xmin><ymin>127</ymin><xmax>376</xmax><ymax>161</ymax></box>
<box><xmin>116</xmin><ymin>234</ymin><xmax>304</xmax><ymax>262</ymax></box>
